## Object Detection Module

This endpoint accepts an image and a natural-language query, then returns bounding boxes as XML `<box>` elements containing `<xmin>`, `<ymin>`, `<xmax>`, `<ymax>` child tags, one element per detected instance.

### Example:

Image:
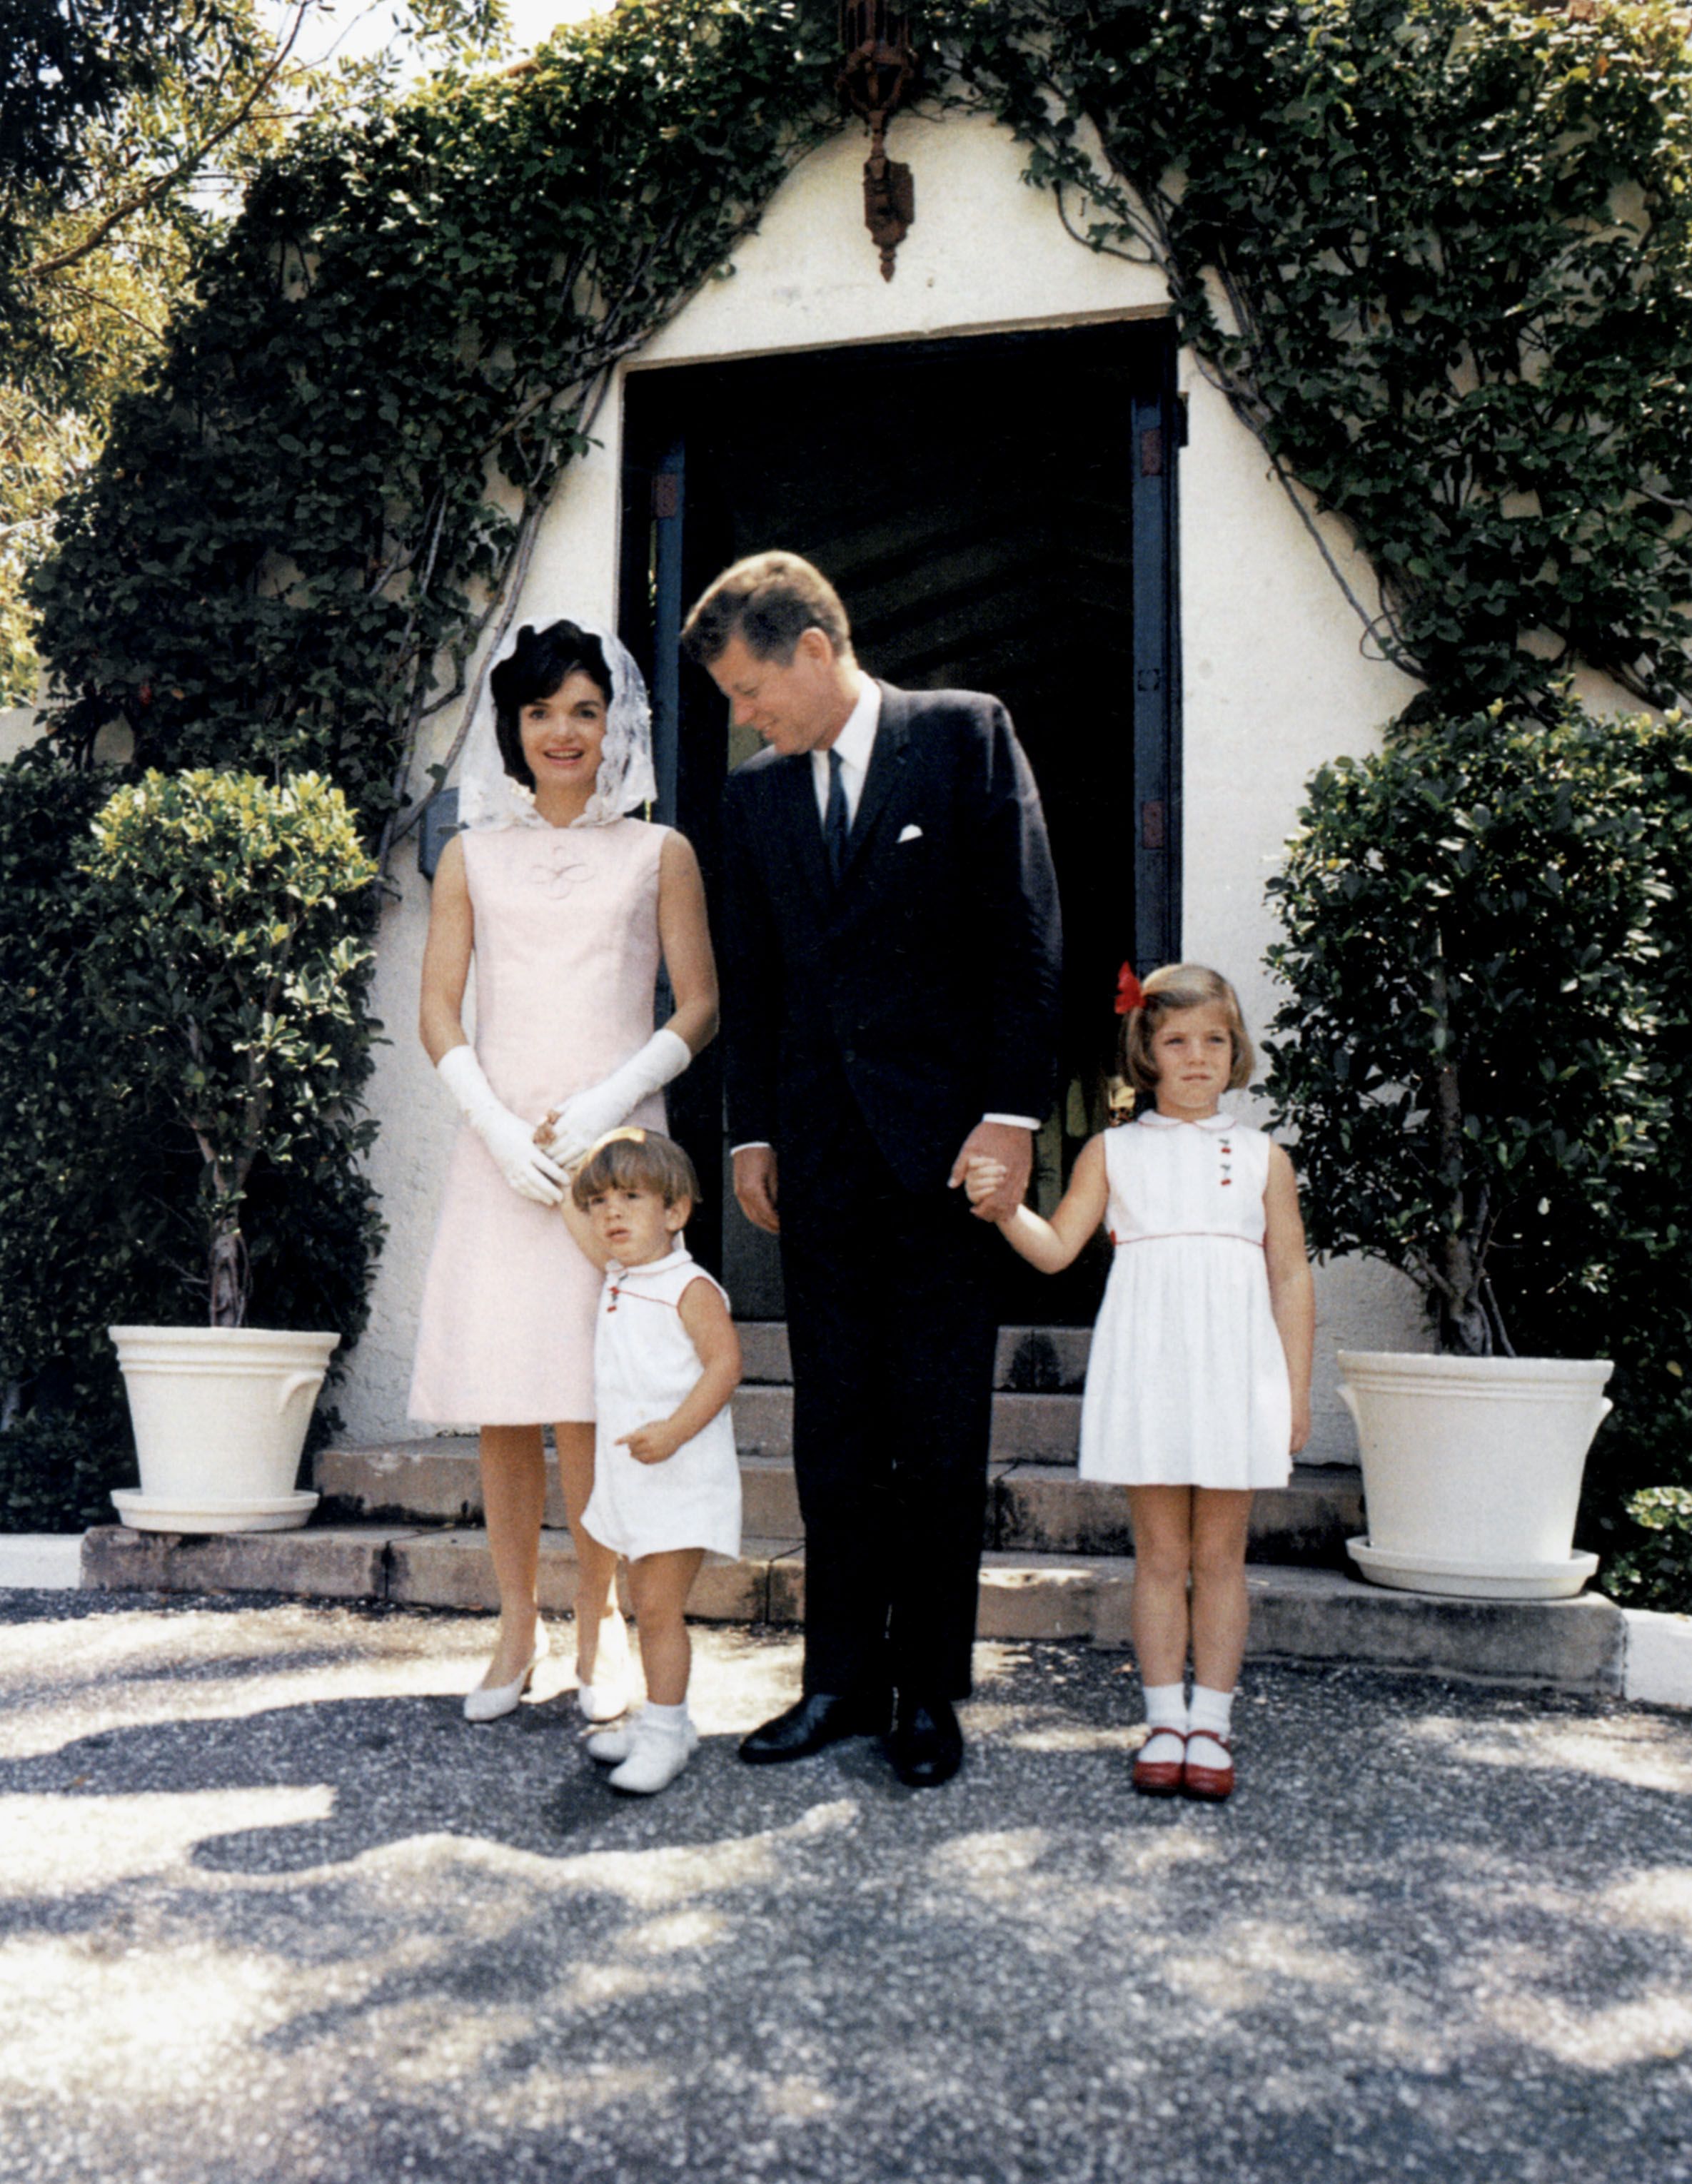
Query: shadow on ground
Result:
<box><xmin>1</xmin><ymin>1592</ymin><xmax>1690</xmax><ymax>2184</ymax></box>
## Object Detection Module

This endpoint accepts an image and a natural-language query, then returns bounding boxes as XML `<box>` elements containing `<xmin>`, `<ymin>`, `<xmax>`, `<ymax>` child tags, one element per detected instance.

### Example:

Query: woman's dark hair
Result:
<box><xmin>489</xmin><ymin>620</ymin><xmax>613</xmax><ymax>787</ymax></box>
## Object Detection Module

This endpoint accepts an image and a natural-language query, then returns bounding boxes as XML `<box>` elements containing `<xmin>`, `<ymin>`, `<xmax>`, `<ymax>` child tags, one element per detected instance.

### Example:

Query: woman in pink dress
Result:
<box><xmin>411</xmin><ymin>617</ymin><xmax>717</xmax><ymax>1722</ymax></box>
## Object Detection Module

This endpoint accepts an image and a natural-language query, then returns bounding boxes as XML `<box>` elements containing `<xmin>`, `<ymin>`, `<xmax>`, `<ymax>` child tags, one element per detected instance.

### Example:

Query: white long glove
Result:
<box><xmin>438</xmin><ymin>1045</ymin><xmax>566</xmax><ymax>1206</ymax></box>
<box><xmin>540</xmin><ymin>1028</ymin><xmax>692</xmax><ymax>1168</ymax></box>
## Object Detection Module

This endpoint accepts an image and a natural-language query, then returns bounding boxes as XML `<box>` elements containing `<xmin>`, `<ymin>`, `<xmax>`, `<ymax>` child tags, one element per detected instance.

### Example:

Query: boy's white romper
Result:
<box><xmin>580</xmin><ymin>1243</ymin><xmax>742</xmax><ymax>1562</ymax></box>
<box><xmin>1079</xmin><ymin>1111</ymin><xmax>1292</xmax><ymax>1490</ymax></box>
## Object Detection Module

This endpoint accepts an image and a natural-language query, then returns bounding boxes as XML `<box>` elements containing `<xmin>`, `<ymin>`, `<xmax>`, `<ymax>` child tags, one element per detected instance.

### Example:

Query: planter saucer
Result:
<box><xmin>111</xmin><ymin>1489</ymin><xmax>319</xmax><ymax>1536</ymax></box>
<box><xmin>1347</xmin><ymin>1537</ymin><xmax>1598</xmax><ymax>1602</ymax></box>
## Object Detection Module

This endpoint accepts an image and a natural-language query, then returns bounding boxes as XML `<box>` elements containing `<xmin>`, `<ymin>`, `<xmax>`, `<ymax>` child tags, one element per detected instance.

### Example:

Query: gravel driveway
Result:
<box><xmin>2</xmin><ymin>1590</ymin><xmax>1690</xmax><ymax>2183</ymax></box>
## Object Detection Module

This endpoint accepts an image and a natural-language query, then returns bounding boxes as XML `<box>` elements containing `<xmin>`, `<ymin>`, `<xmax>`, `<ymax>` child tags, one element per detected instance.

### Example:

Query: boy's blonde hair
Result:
<box><xmin>1119</xmin><ymin>964</ymin><xmax>1255</xmax><ymax>1095</ymax></box>
<box><xmin>570</xmin><ymin>1127</ymin><xmax>701</xmax><ymax>1210</ymax></box>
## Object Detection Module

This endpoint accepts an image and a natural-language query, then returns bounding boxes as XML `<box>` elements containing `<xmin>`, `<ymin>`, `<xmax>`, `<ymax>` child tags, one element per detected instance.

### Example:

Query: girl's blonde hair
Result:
<box><xmin>1119</xmin><ymin>964</ymin><xmax>1255</xmax><ymax>1095</ymax></box>
<box><xmin>570</xmin><ymin>1127</ymin><xmax>700</xmax><ymax>1210</ymax></box>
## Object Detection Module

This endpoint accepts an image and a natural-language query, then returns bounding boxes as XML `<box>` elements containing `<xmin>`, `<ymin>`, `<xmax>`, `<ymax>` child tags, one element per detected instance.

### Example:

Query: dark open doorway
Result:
<box><xmin>618</xmin><ymin>318</ymin><xmax>1182</xmax><ymax>1321</ymax></box>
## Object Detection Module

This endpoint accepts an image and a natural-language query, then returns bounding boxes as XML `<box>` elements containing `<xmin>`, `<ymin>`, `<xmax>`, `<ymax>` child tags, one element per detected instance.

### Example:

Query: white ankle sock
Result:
<box><xmin>588</xmin><ymin>1702</ymin><xmax>694</xmax><ymax>1768</ymax></box>
<box><xmin>1188</xmin><ymin>1684</ymin><xmax>1234</xmax><ymax>1767</ymax></box>
<box><xmin>607</xmin><ymin>1702</ymin><xmax>695</xmax><ymax>1794</ymax></box>
<box><xmin>1140</xmin><ymin>1682</ymin><xmax>1188</xmax><ymax>1764</ymax></box>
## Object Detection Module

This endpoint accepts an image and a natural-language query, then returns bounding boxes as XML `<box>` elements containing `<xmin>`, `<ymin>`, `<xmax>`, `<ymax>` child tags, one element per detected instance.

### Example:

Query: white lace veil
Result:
<box><xmin>457</xmin><ymin>616</ymin><xmax>658</xmax><ymax>831</ymax></box>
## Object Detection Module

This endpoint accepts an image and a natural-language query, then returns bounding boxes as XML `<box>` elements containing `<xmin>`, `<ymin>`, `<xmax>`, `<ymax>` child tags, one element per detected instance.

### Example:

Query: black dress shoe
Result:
<box><xmin>738</xmin><ymin>1691</ymin><xmax>890</xmax><ymax>1764</ymax></box>
<box><xmin>889</xmin><ymin>1694</ymin><xmax>964</xmax><ymax>1788</ymax></box>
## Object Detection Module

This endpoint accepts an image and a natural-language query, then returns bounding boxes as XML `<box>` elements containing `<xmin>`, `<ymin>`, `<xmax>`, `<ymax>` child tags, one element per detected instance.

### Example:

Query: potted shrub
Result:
<box><xmin>1265</xmin><ymin>697</ymin><xmax>1686</xmax><ymax>1599</ymax></box>
<box><xmin>84</xmin><ymin>769</ymin><xmax>378</xmax><ymax>1532</ymax></box>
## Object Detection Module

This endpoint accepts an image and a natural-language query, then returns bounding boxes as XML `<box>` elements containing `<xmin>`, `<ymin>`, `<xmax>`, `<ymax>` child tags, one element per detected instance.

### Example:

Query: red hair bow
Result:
<box><xmin>1114</xmin><ymin>964</ymin><xmax>1144</xmax><ymax>1016</ymax></box>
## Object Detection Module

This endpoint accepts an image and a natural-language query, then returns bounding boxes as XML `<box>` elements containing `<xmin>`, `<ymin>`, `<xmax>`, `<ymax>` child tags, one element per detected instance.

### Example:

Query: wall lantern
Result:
<box><xmin>837</xmin><ymin>1</ymin><xmax>918</xmax><ymax>280</ymax></box>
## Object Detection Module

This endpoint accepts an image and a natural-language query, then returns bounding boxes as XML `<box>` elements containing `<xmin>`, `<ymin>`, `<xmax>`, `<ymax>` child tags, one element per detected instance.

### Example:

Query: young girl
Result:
<box><xmin>967</xmin><ymin>964</ymin><xmax>1314</xmax><ymax>1803</ymax></box>
<box><xmin>558</xmin><ymin>1127</ymin><xmax>742</xmax><ymax>1795</ymax></box>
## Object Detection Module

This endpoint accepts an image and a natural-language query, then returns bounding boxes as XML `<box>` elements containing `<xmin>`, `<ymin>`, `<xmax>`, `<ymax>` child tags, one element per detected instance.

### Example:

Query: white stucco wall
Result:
<box><xmin>0</xmin><ymin>707</ymin><xmax>39</xmax><ymax>764</ymax></box>
<box><xmin>334</xmin><ymin>106</ymin><xmax>1433</xmax><ymax>1455</ymax></box>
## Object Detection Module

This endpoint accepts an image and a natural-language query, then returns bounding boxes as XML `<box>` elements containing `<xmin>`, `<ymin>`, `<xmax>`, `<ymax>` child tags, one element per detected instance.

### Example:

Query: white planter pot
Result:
<box><xmin>109</xmin><ymin>1325</ymin><xmax>339</xmax><ymax>1534</ymax></box>
<box><xmin>1337</xmin><ymin>1350</ymin><xmax>1612</xmax><ymax>1601</ymax></box>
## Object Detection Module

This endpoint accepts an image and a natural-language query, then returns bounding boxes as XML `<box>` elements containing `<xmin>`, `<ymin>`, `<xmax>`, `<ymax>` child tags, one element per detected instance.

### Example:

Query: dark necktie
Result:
<box><xmin>824</xmin><ymin>746</ymin><xmax>850</xmax><ymax>881</ymax></box>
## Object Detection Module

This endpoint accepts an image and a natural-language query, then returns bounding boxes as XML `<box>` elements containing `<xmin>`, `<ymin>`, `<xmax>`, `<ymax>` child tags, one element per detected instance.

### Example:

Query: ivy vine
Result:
<box><xmin>946</xmin><ymin>0</ymin><xmax>1692</xmax><ymax>717</ymax></box>
<box><xmin>29</xmin><ymin>0</ymin><xmax>1692</xmax><ymax>824</ymax></box>
<box><xmin>30</xmin><ymin>0</ymin><xmax>844</xmax><ymax>859</ymax></box>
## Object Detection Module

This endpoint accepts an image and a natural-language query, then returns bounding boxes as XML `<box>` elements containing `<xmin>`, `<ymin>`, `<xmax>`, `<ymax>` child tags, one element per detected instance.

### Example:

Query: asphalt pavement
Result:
<box><xmin>2</xmin><ymin>1589</ymin><xmax>1690</xmax><ymax>2184</ymax></box>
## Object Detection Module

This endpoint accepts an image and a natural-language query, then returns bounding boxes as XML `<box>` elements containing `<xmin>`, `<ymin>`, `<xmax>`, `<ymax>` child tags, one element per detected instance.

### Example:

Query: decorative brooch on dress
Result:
<box><xmin>530</xmin><ymin>836</ymin><xmax>590</xmax><ymax>901</ymax></box>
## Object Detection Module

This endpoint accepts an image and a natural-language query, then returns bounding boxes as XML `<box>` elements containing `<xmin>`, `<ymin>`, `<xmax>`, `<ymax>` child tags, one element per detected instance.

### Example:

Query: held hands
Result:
<box><xmin>479</xmin><ymin>1109</ymin><xmax>568</xmax><ymax>1205</ymax></box>
<box><xmin>437</xmin><ymin>1046</ymin><xmax>565</xmax><ymax>1206</ymax></box>
<box><xmin>538</xmin><ymin>1080</ymin><xmax>635</xmax><ymax>1170</ymax></box>
<box><xmin>538</xmin><ymin>1028</ymin><xmax>692</xmax><ymax>1170</ymax></box>
<box><xmin>949</xmin><ymin>1121</ymin><xmax>1031</xmax><ymax>1222</ymax></box>
<box><xmin>617</xmin><ymin>1418</ymin><xmax>684</xmax><ymax>1465</ymax></box>
<box><xmin>963</xmin><ymin>1155</ymin><xmax>1009</xmax><ymax>1211</ymax></box>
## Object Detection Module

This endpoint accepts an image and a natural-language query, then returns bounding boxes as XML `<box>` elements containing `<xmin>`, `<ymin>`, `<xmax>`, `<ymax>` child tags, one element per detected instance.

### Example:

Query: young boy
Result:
<box><xmin>560</xmin><ymin>1128</ymin><xmax>742</xmax><ymax>1793</ymax></box>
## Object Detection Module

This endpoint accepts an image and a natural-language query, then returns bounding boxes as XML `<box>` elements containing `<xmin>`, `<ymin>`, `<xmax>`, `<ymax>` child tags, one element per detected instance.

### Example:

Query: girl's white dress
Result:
<box><xmin>580</xmin><ymin>1243</ymin><xmax>742</xmax><ymax>1562</ymax></box>
<box><xmin>1079</xmin><ymin>1111</ymin><xmax>1292</xmax><ymax>1490</ymax></box>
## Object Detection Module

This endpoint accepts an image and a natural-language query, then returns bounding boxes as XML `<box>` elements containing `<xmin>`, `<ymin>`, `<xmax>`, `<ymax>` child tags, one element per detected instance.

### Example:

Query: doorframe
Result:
<box><xmin>1127</xmin><ymin>323</ymin><xmax>1182</xmax><ymax>974</ymax></box>
<box><xmin>615</xmin><ymin>316</ymin><xmax>1184</xmax><ymax>1286</ymax></box>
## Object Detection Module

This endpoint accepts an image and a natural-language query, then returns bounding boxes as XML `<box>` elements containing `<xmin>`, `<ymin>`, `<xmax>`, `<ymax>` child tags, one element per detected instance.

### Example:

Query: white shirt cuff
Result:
<box><xmin>730</xmin><ymin>1141</ymin><xmax>774</xmax><ymax>1156</ymax></box>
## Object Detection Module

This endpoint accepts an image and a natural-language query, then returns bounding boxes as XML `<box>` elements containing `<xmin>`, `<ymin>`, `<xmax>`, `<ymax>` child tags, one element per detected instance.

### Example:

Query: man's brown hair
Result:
<box><xmin>680</xmin><ymin>550</ymin><xmax>852</xmax><ymax>669</ymax></box>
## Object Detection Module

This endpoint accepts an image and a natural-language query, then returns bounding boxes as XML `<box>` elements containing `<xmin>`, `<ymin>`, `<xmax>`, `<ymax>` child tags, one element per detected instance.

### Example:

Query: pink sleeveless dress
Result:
<box><xmin>408</xmin><ymin>819</ymin><xmax>670</xmax><ymax>1425</ymax></box>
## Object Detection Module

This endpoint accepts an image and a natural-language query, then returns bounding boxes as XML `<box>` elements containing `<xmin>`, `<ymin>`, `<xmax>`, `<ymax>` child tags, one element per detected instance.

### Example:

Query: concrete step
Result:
<box><xmin>739</xmin><ymin>1323</ymin><xmax>1092</xmax><ymax>1392</ymax></box>
<box><xmin>318</xmin><ymin>1387</ymin><xmax>1086</xmax><ymax>1489</ymax></box>
<box><xmin>313</xmin><ymin>1441</ymin><xmax>1363</xmax><ymax>1569</ymax></box>
<box><xmin>739</xmin><ymin>1385</ymin><xmax>1084</xmax><ymax>1462</ymax></box>
<box><xmin>990</xmin><ymin>1463</ymin><xmax>1362</xmax><ymax>1569</ymax></box>
<box><xmin>81</xmin><ymin>1522</ymin><xmax>805</xmax><ymax>1626</ymax></box>
<box><xmin>81</xmin><ymin>1523</ymin><xmax>1626</xmax><ymax>1697</ymax></box>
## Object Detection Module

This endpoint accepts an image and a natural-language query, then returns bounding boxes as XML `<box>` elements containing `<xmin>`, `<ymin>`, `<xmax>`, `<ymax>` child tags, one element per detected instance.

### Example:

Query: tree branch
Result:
<box><xmin>20</xmin><ymin>1</ymin><xmax>314</xmax><ymax>283</ymax></box>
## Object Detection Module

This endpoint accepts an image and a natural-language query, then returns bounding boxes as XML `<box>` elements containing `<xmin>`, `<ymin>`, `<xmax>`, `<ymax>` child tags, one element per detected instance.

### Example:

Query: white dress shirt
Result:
<box><xmin>732</xmin><ymin>669</ymin><xmax>1039</xmax><ymax>1151</ymax></box>
<box><xmin>812</xmin><ymin>671</ymin><xmax>880</xmax><ymax>827</ymax></box>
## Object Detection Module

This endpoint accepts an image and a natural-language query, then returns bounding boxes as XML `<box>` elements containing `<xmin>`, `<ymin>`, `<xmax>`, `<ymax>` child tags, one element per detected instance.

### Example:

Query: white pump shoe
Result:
<box><xmin>463</xmin><ymin>1620</ymin><xmax>549</xmax><ymax>1723</ymax></box>
<box><xmin>576</xmin><ymin>1611</ymin><xmax>632</xmax><ymax>1722</ymax></box>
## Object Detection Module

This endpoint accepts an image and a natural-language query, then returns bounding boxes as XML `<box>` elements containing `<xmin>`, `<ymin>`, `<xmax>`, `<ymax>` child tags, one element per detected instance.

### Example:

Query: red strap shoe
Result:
<box><xmin>1182</xmin><ymin>1732</ymin><xmax>1235</xmax><ymax>1803</ymax></box>
<box><xmin>1132</xmin><ymin>1727</ymin><xmax>1187</xmax><ymax>1797</ymax></box>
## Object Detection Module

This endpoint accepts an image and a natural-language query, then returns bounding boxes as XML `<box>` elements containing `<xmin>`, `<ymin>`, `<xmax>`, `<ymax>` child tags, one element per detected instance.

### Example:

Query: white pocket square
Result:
<box><xmin>897</xmin><ymin>824</ymin><xmax>924</xmax><ymax>844</ymax></box>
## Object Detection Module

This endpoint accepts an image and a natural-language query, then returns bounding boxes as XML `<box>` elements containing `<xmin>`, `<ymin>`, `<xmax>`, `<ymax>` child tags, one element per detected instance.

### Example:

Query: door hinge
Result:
<box><xmin>652</xmin><ymin>472</ymin><xmax>681</xmax><ymax>520</ymax></box>
<box><xmin>1140</xmin><ymin>428</ymin><xmax>1162</xmax><ymax>477</ymax></box>
<box><xmin>1141</xmin><ymin>800</ymin><xmax>1167</xmax><ymax>851</ymax></box>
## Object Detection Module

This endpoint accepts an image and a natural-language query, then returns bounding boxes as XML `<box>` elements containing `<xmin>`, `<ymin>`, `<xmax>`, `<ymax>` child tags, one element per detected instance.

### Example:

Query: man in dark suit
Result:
<box><xmin>683</xmin><ymin>551</ymin><xmax>1061</xmax><ymax>1787</ymax></box>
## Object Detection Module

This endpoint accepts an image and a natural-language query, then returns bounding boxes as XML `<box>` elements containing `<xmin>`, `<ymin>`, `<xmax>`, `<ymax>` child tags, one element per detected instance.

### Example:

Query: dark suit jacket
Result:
<box><xmin>720</xmin><ymin>679</ymin><xmax>1062</xmax><ymax>1194</ymax></box>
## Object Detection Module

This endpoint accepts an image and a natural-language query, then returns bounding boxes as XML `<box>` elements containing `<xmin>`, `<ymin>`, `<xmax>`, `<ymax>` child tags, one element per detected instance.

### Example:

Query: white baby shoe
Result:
<box><xmin>605</xmin><ymin>1712</ymin><xmax>697</xmax><ymax>1796</ymax></box>
<box><xmin>463</xmin><ymin>1619</ymin><xmax>549</xmax><ymax>1724</ymax></box>
<box><xmin>585</xmin><ymin>1710</ymin><xmax>700</xmax><ymax>1769</ymax></box>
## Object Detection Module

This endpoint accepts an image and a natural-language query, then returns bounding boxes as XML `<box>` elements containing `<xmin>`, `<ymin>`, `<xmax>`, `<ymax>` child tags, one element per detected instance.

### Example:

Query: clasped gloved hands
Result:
<box><xmin>535</xmin><ymin>1029</ymin><xmax>691</xmax><ymax>1169</ymax></box>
